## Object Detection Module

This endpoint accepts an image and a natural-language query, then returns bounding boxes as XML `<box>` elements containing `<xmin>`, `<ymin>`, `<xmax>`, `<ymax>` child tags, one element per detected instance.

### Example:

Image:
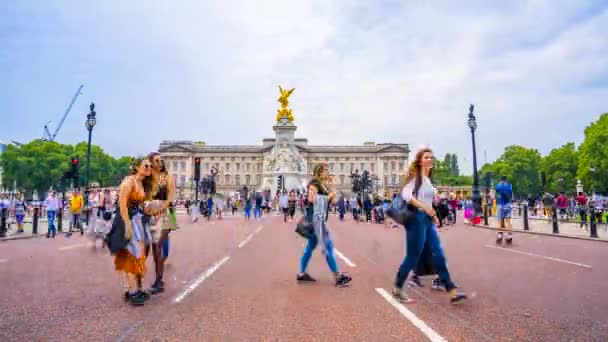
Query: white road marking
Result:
<box><xmin>334</xmin><ymin>249</ymin><xmax>357</xmax><ymax>267</ymax></box>
<box><xmin>0</xmin><ymin>258</ymin><xmax>8</xmax><ymax>264</ymax></box>
<box><xmin>174</xmin><ymin>256</ymin><xmax>231</xmax><ymax>304</ymax></box>
<box><xmin>238</xmin><ymin>234</ymin><xmax>253</xmax><ymax>248</ymax></box>
<box><xmin>58</xmin><ymin>243</ymin><xmax>91</xmax><ymax>251</ymax></box>
<box><xmin>255</xmin><ymin>225</ymin><xmax>263</xmax><ymax>234</ymax></box>
<box><xmin>484</xmin><ymin>244</ymin><xmax>592</xmax><ymax>268</ymax></box>
<box><xmin>376</xmin><ymin>288</ymin><xmax>447</xmax><ymax>342</ymax></box>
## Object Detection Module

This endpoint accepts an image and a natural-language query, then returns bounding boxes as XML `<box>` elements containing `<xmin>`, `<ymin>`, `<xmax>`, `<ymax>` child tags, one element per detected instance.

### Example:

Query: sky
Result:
<box><xmin>1</xmin><ymin>0</ymin><xmax>607</xmax><ymax>174</ymax></box>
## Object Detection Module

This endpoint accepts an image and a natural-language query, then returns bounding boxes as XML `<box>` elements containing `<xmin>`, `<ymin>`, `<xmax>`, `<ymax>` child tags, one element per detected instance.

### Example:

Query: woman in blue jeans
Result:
<box><xmin>297</xmin><ymin>163</ymin><xmax>352</xmax><ymax>287</ymax></box>
<box><xmin>393</xmin><ymin>148</ymin><xmax>467</xmax><ymax>304</ymax></box>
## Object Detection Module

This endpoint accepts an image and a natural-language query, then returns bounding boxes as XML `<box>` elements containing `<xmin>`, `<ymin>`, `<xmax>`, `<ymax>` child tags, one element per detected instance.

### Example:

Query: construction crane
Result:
<box><xmin>42</xmin><ymin>85</ymin><xmax>84</xmax><ymax>142</ymax></box>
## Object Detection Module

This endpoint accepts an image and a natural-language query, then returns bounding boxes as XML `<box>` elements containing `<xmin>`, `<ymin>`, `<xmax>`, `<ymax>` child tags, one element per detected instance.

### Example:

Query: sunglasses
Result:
<box><xmin>142</xmin><ymin>164</ymin><xmax>152</xmax><ymax>169</ymax></box>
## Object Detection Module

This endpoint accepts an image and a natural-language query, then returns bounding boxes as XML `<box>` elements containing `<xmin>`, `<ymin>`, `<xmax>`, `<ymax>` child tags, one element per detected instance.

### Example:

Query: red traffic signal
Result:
<box><xmin>194</xmin><ymin>157</ymin><xmax>201</xmax><ymax>164</ymax></box>
<box><xmin>71</xmin><ymin>157</ymin><xmax>79</xmax><ymax>166</ymax></box>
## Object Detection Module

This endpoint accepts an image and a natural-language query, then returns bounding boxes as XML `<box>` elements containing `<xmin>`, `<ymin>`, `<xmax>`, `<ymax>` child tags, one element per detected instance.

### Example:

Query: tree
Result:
<box><xmin>577</xmin><ymin>113</ymin><xmax>608</xmax><ymax>194</ymax></box>
<box><xmin>450</xmin><ymin>154</ymin><xmax>460</xmax><ymax>177</ymax></box>
<box><xmin>541</xmin><ymin>143</ymin><xmax>578</xmax><ymax>195</ymax></box>
<box><xmin>479</xmin><ymin>145</ymin><xmax>542</xmax><ymax>198</ymax></box>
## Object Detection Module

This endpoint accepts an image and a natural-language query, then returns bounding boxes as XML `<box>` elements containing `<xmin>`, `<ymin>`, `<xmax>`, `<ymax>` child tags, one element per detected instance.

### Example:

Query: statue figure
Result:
<box><xmin>90</xmin><ymin>102</ymin><xmax>95</xmax><ymax>112</ymax></box>
<box><xmin>469</xmin><ymin>104</ymin><xmax>474</xmax><ymax>115</ymax></box>
<box><xmin>276</xmin><ymin>85</ymin><xmax>295</xmax><ymax>123</ymax></box>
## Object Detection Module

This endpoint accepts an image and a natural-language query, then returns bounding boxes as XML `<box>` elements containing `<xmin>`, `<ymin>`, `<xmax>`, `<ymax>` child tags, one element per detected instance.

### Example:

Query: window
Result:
<box><xmin>256</xmin><ymin>175</ymin><xmax>261</xmax><ymax>185</ymax></box>
<box><xmin>210</xmin><ymin>156</ymin><xmax>215</xmax><ymax>161</ymax></box>
<box><xmin>371</xmin><ymin>163</ymin><xmax>375</xmax><ymax>172</ymax></box>
<box><xmin>204</xmin><ymin>163</ymin><xmax>210</xmax><ymax>172</ymax></box>
<box><xmin>329</xmin><ymin>163</ymin><xmax>335</xmax><ymax>172</ymax></box>
<box><xmin>235</xmin><ymin>175</ymin><xmax>241</xmax><ymax>185</ymax></box>
<box><xmin>384</xmin><ymin>162</ymin><xmax>388</xmax><ymax>172</ymax></box>
<box><xmin>225</xmin><ymin>163</ymin><xmax>230</xmax><ymax>172</ymax></box>
<box><xmin>172</xmin><ymin>161</ymin><xmax>178</xmax><ymax>171</ymax></box>
<box><xmin>339</xmin><ymin>175</ymin><xmax>345</xmax><ymax>185</ymax></box>
<box><xmin>340</xmin><ymin>163</ymin><xmax>344</xmax><ymax>171</ymax></box>
<box><xmin>220</xmin><ymin>157</ymin><xmax>225</xmax><ymax>161</ymax></box>
<box><xmin>236</xmin><ymin>163</ymin><xmax>240</xmax><ymax>171</ymax></box>
<box><xmin>245</xmin><ymin>175</ymin><xmax>251</xmax><ymax>185</ymax></box>
<box><xmin>391</xmin><ymin>174</ymin><xmax>397</xmax><ymax>185</ymax></box>
<box><xmin>214</xmin><ymin>162</ymin><xmax>219</xmax><ymax>169</ymax></box>
<box><xmin>398</xmin><ymin>161</ymin><xmax>404</xmax><ymax>171</ymax></box>
<box><xmin>180</xmin><ymin>161</ymin><xmax>186</xmax><ymax>172</ymax></box>
<box><xmin>391</xmin><ymin>161</ymin><xmax>396</xmax><ymax>171</ymax></box>
<box><xmin>231</xmin><ymin>157</ymin><xmax>236</xmax><ymax>161</ymax></box>
<box><xmin>360</xmin><ymin>163</ymin><xmax>365</xmax><ymax>171</ymax></box>
<box><xmin>246</xmin><ymin>163</ymin><xmax>251</xmax><ymax>172</ymax></box>
<box><xmin>225</xmin><ymin>175</ymin><xmax>231</xmax><ymax>185</ymax></box>
<box><xmin>180</xmin><ymin>175</ymin><xmax>186</xmax><ymax>187</ymax></box>
<box><xmin>350</xmin><ymin>163</ymin><xmax>354</xmax><ymax>172</ymax></box>
<box><xmin>384</xmin><ymin>176</ymin><xmax>389</xmax><ymax>187</ymax></box>
<box><xmin>257</xmin><ymin>163</ymin><xmax>262</xmax><ymax>172</ymax></box>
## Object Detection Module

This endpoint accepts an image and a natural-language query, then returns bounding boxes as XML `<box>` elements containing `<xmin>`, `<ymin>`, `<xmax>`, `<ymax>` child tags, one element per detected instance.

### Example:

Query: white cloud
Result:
<box><xmin>2</xmin><ymin>1</ymin><xmax>607</xmax><ymax>174</ymax></box>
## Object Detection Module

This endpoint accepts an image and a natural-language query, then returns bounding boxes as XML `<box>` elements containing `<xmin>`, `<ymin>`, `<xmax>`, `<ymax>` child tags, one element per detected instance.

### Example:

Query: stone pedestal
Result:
<box><xmin>260</xmin><ymin>119</ymin><xmax>308</xmax><ymax>195</ymax></box>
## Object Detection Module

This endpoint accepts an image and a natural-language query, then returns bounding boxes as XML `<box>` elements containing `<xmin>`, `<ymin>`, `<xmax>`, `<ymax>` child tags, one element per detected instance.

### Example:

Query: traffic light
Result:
<box><xmin>277</xmin><ymin>175</ymin><xmax>283</xmax><ymax>191</ymax></box>
<box><xmin>194</xmin><ymin>157</ymin><xmax>201</xmax><ymax>181</ymax></box>
<box><xmin>70</xmin><ymin>156</ymin><xmax>80</xmax><ymax>179</ymax></box>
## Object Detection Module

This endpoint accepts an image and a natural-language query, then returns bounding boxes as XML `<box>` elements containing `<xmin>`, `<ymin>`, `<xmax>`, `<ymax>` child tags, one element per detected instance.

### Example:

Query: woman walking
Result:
<box><xmin>393</xmin><ymin>148</ymin><xmax>466</xmax><ymax>304</ymax></box>
<box><xmin>297</xmin><ymin>163</ymin><xmax>352</xmax><ymax>287</ymax></box>
<box><xmin>114</xmin><ymin>158</ymin><xmax>154</xmax><ymax>306</ymax></box>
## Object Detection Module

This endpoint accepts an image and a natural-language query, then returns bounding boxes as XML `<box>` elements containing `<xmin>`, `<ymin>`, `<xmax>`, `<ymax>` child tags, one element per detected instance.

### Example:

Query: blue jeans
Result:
<box><xmin>300</xmin><ymin>234</ymin><xmax>338</xmax><ymax>273</ymax></box>
<box><xmin>395</xmin><ymin>211</ymin><xmax>455</xmax><ymax>290</ymax></box>
<box><xmin>47</xmin><ymin>210</ymin><xmax>56</xmax><ymax>235</ymax></box>
<box><xmin>254</xmin><ymin>206</ymin><xmax>261</xmax><ymax>219</ymax></box>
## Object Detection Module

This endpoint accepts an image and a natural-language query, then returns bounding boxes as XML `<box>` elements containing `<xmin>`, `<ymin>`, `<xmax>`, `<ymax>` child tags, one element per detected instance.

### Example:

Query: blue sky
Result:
<box><xmin>1</xmin><ymin>0</ymin><xmax>607</xmax><ymax>173</ymax></box>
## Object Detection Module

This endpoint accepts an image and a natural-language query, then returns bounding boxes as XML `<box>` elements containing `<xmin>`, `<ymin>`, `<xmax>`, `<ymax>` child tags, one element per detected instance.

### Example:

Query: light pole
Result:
<box><xmin>84</xmin><ymin>102</ymin><xmax>97</xmax><ymax>196</ymax></box>
<box><xmin>589</xmin><ymin>165</ymin><xmax>596</xmax><ymax>193</ymax></box>
<box><xmin>467</xmin><ymin>104</ymin><xmax>482</xmax><ymax>216</ymax></box>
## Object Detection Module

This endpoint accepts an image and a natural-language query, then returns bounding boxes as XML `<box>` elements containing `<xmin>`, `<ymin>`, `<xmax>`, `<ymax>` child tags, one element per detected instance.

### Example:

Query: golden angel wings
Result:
<box><xmin>278</xmin><ymin>85</ymin><xmax>295</xmax><ymax>107</ymax></box>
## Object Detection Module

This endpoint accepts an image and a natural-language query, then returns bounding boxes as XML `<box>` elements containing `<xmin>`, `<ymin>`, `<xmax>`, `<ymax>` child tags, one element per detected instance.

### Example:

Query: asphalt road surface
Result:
<box><xmin>1</xmin><ymin>213</ymin><xmax>606</xmax><ymax>341</ymax></box>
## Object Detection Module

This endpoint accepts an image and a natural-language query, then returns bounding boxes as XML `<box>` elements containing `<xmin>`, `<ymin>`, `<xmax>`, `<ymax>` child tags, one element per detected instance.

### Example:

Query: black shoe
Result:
<box><xmin>46</xmin><ymin>233</ymin><xmax>50</xmax><ymax>238</ymax></box>
<box><xmin>150</xmin><ymin>279</ymin><xmax>165</xmax><ymax>295</ymax></box>
<box><xmin>136</xmin><ymin>290</ymin><xmax>151</xmax><ymax>301</ymax></box>
<box><xmin>496</xmin><ymin>232</ymin><xmax>503</xmax><ymax>244</ymax></box>
<box><xmin>297</xmin><ymin>273</ymin><xmax>317</xmax><ymax>283</ymax></box>
<box><xmin>335</xmin><ymin>273</ymin><xmax>352</xmax><ymax>287</ymax></box>
<box><xmin>124</xmin><ymin>291</ymin><xmax>130</xmax><ymax>302</ymax></box>
<box><xmin>431</xmin><ymin>278</ymin><xmax>446</xmax><ymax>291</ymax></box>
<box><xmin>129</xmin><ymin>293</ymin><xmax>146</xmax><ymax>306</ymax></box>
<box><xmin>408</xmin><ymin>275</ymin><xmax>423</xmax><ymax>288</ymax></box>
<box><xmin>449</xmin><ymin>290</ymin><xmax>467</xmax><ymax>304</ymax></box>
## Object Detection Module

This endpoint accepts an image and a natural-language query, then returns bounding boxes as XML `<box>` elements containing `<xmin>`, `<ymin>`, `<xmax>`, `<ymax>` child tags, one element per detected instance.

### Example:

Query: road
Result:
<box><xmin>1</xmin><ymin>213</ymin><xmax>606</xmax><ymax>341</ymax></box>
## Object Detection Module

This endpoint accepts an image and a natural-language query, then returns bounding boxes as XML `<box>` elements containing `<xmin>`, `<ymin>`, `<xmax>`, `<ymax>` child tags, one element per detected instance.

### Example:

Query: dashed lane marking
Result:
<box><xmin>484</xmin><ymin>244</ymin><xmax>592</xmax><ymax>268</ymax></box>
<box><xmin>174</xmin><ymin>256</ymin><xmax>231</xmax><ymax>304</ymax></box>
<box><xmin>376</xmin><ymin>288</ymin><xmax>447</xmax><ymax>342</ymax></box>
<box><xmin>334</xmin><ymin>249</ymin><xmax>357</xmax><ymax>267</ymax></box>
<box><xmin>255</xmin><ymin>225</ymin><xmax>263</xmax><ymax>234</ymax></box>
<box><xmin>115</xmin><ymin>320</ymin><xmax>143</xmax><ymax>342</ymax></box>
<box><xmin>0</xmin><ymin>258</ymin><xmax>8</xmax><ymax>264</ymax></box>
<box><xmin>58</xmin><ymin>243</ymin><xmax>91</xmax><ymax>251</ymax></box>
<box><xmin>238</xmin><ymin>234</ymin><xmax>253</xmax><ymax>248</ymax></box>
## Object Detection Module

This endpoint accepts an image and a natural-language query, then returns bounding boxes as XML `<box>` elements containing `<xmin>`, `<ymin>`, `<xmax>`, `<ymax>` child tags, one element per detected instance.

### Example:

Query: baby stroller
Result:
<box><xmin>373</xmin><ymin>205</ymin><xmax>385</xmax><ymax>224</ymax></box>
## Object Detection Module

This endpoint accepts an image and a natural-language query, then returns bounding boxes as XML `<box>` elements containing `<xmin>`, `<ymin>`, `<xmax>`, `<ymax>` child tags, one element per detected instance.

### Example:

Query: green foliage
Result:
<box><xmin>577</xmin><ymin>113</ymin><xmax>608</xmax><ymax>193</ymax></box>
<box><xmin>480</xmin><ymin>145</ymin><xmax>542</xmax><ymax>198</ymax></box>
<box><xmin>541</xmin><ymin>143</ymin><xmax>578</xmax><ymax>195</ymax></box>
<box><xmin>450</xmin><ymin>154</ymin><xmax>460</xmax><ymax>177</ymax></box>
<box><xmin>0</xmin><ymin>140</ymin><xmax>132</xmax><ymax>194</ymax></box>
<box><xmin>434</xmin><ymin>156</ymin><xmax>470</xmax><ymax>186</ymax></box>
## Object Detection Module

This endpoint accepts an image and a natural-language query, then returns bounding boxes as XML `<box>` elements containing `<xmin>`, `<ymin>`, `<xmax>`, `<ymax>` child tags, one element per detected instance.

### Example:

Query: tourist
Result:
<box><xmin>392</xmin><ymin>147</ymin><xmax>466</xmax><ymax>304</ymax></box>
<box><xmin>288</xmin><ymin>190</ymin><xmax>297</xmax><ymax>222</ymax></box>
<box><xmin>147</xmin><ymin>152</ymin><xmax>176</xmax><ymax>295</ymax></box>
<box><xmin>45</xmin><ymin>190</ymin><xmax>60</xmax><ymax>238</ymax></box>
<box><xmin>297</xmin><ymin>163</ymin><xmax>352</xmax><ymax>287</ymax></box>
<box><xmin>67</xmin><ymin>189</ymin><xmax>84</xmax><ymax>237</ymax></box>
<box><xmin>114</xmin><ymin>158</ymin><xmax>154</xmax><ymax>306</ymax></box>
<box><xmin>495</xmin><ymin>176</ymin><xmax>513</xmax><ymax>244</ymax></box>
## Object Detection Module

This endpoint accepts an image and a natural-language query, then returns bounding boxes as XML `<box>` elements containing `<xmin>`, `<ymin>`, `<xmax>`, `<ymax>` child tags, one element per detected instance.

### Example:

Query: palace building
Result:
<box><xmin>158</xmin><ymin>87</ymin><xmax>410</xmax><ymax>199</ymax></box>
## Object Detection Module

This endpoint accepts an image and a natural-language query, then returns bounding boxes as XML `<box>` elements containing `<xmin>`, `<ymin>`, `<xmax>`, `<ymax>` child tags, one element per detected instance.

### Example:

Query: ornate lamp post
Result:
<box><xmin>84</xmin><ymin>103</ymin><xmax>97</xmax><ymax>195</ymax></box>
<box><xmin>467</xmin><ymin>104</ymin><xmax>482</xmax><ymax>216</ymax></box>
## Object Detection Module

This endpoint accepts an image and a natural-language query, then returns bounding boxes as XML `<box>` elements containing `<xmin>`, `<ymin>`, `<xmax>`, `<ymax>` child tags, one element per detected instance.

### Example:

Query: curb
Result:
<box><xmin>467</xmin><ymin>223</ymin><xmax>608</xmax><ymax>243</ymax></box>
<box><xmin>0</xmin><ymin>233</ymin><xmax>44</xmax><ymax>242</ymax></box>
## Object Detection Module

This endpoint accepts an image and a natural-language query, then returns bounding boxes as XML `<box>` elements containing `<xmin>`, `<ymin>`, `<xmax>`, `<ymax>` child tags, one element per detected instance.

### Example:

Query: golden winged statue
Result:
<box><xmin>276</xmin><ymin>85</ymin><xmax>295</xmax><ymax>123</ymax></box>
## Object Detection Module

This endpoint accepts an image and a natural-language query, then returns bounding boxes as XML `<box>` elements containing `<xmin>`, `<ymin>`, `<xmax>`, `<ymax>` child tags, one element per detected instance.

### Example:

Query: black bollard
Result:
<box><xmin>552</xmin><ymin>205</ymin><xmax>559</xmax><ymax>234</ymax></box>
<box><xmin>483</xmin><ymin>204</ymin><xmax>489</xmax><ymax>226</ymax></box>
<box><xmin>32</xmin><ymin>207</ymin><xmax>40</xmax><ymax>235</ymax></box>
<box><xmin>523</xmin><ymin>203</ymin><xmax>529</xmax><ymax>231</ymax></box>
<box><xmin>589</xmin><ymin>207</ymin><xmax>598</xmax><ymax>238</ymax></box>
<box><xmin>0</xmin><ymin>207</ymin><xmax>7</xmax><ymax>238</ymax></box>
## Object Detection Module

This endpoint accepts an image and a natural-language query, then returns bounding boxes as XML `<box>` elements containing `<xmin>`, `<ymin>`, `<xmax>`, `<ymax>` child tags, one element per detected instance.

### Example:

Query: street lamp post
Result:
<box><xmin>589</xmin><ymin>165</ymin><xmax>596</xmax><ymax>193</ymax></box>
<box><xmin>467</xmin><ymin>104</ymin><xmax>482</xmax><ymax>217</ymax></box>
<box><xmin>84</xmin><ymin>102</ymin><xmax>97</xmax><ymax>195</ymax></box>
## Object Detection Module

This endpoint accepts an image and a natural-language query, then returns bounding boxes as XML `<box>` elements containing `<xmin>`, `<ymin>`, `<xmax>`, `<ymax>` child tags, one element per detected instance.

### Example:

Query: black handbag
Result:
<box><xmin>295</xmin><ymin>221</ymin><xmax>315</xmax><ymax>239</ymax></box>
<box><xmin>105</xmin><ymin>211</ymin><xmax>130</xmax><ymax>254</ymax></box>
<box><xmin>102</xmin><ymin>210</ymin><xmax>112</xmax><ymax>222</ymax></box>
<box><xmin>415</xmin><ymin>241</ymin><xmax>437</xmax><ymax>276</ymax></box>
<box><xmin>385</xmin><ymin>204</ymin><xmax>418</xmax><ymax>227</ymax></box>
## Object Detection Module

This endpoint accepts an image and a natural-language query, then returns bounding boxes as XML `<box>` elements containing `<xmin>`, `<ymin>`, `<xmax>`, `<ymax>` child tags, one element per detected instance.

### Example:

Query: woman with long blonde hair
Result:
<box><xmin>297</xmin><ymin>163</ymin><xmax>352</xmax><ymax>287</ymax></box>
<box><xmin>392</xmin><ymin>148</ymin><xmax>466</xmax><ymax>304</ymax></box>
